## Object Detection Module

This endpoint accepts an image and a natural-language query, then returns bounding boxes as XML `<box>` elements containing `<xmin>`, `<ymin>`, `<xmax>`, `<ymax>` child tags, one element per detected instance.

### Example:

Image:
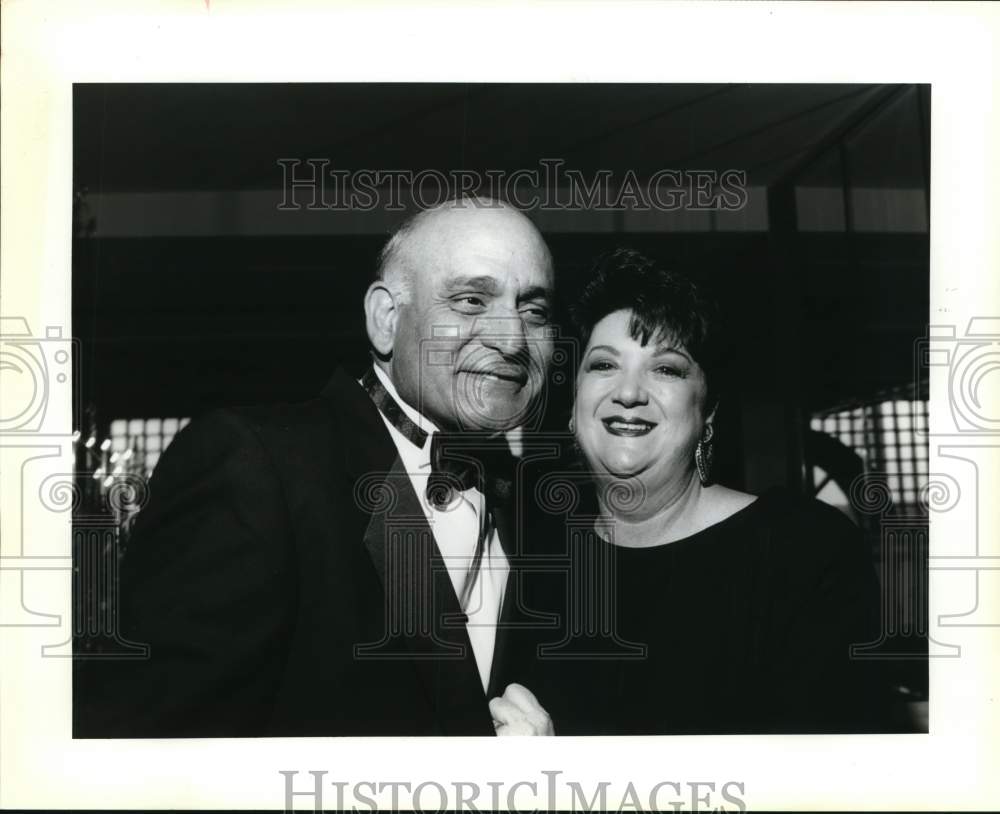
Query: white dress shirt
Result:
<box><xmin>364</xmin><ymin>365</ymin><xmax>509</xmax><ymax>691</ymax></box>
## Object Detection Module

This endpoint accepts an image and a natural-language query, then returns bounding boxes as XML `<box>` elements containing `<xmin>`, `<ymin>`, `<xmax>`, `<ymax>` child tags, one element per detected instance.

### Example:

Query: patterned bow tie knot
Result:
<box><xmin>426</xmin><ymin>431</ymin><xmax>514</xmax><ymax>509</ymax></box>
<box><xmin>359</xmin><ymin>367</ymin><xmax>516</xmax><ymax>511</ymax></box>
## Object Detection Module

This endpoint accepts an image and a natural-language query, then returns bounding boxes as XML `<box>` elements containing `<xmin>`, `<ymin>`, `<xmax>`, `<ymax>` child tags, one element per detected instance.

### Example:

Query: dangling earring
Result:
<box><xmin>568</xmin><ymin>416</ymin><xmax>575</xmax><ymax>434</ymax></box>
<box><xmin>695</xmin><ymin>423</ymin><xmax>714</xmax><ymax>486</ymax></box>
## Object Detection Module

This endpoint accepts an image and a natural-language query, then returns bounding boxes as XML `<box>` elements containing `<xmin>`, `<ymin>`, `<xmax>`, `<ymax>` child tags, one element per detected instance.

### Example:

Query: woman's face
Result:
<box><xmin>574</xmin><ymin>309</ymin><xmax>711</xmax><ymax>504</ymax></box>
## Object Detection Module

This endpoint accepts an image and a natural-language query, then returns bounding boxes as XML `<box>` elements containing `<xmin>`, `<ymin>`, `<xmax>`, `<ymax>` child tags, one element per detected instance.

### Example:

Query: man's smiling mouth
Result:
<box><xmin>601</xmin><ymin>416</ymin><xmax>657</xmax><ymax>437</ymax></box>
<box><xmin>463</xmin><ymin>367</ymin><xmax>529</xmax><ymax>386</ymax></box>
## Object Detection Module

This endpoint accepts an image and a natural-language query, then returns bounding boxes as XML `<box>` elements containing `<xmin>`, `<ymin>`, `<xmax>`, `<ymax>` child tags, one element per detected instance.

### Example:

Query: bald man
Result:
<box><xmin>77</xmin><ymin>199</ymin><xmax>556</xmax><ymax>737</ymax></box>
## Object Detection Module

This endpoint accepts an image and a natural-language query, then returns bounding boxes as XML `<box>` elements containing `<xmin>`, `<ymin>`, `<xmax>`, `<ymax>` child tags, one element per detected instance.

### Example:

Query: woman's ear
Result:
<box><xmin>364</xmin><ymin>282</ymin><xmax>399</xmax><ymax>357</ymax></box>
<box><xmin>703</xmin><ymin>402</ymin><xmax>719</xmax><ymax>434</ymax></box>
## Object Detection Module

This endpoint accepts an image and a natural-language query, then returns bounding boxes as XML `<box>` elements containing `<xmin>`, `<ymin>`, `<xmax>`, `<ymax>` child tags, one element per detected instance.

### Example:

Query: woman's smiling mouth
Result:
<box><xmin>601</xmin><ymin>416</ymin><xmax>657</xmax><ymax>437</ymax></box>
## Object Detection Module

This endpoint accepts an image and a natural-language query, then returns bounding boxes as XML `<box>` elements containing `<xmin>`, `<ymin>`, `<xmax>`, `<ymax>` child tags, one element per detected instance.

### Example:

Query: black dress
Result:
<box><xmin>513</xmin><ymin>487</ymin><xmax>886</xmax><ymax>735</ymax></box>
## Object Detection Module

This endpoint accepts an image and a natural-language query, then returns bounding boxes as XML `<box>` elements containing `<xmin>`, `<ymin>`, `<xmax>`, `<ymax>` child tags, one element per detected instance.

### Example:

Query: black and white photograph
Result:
<box><xmin>70</xmin><ymin>82</ymin><xmax>930</xmax><ymax>740</ymax></box>
<box><xmin>2</xmin><ymin>3</ymin><xmax>998</xmax><ymax>812</ymax></box>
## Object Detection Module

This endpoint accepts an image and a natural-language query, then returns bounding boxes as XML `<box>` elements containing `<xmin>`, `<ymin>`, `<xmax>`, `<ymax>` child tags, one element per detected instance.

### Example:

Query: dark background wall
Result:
<box><xmin>72</xmin><ymin>83</ymin><xmax>930</xmax><ymax>493</ymax></box>
<box><xmin>71</xmin><ymin>83</ymin><xmax>931</xmax><ymax>717</ymax></box>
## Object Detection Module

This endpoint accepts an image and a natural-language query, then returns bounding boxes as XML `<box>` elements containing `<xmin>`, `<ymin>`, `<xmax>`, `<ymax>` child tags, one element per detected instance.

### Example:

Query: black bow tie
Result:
<box><xmin>361</xmin><ymin>367</ymin><xmax>515</xmax><ymax>509</ymax></box>
<box><xmin>427</xmin><ymin>431</ymin><xmax>515</xmax><ymax>509</ymax></box>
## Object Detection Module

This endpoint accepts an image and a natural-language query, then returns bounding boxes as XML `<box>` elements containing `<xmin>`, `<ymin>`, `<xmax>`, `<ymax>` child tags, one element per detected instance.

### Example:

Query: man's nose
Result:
<box><xmin>612</xmin><ymin>369</ymin><xmax>649</xmax><ymax>408</ymax></box>
<box><xmin>476</xmin><ymin>316</ymin><xmax>529</xmax><ymax>358</ymax></box>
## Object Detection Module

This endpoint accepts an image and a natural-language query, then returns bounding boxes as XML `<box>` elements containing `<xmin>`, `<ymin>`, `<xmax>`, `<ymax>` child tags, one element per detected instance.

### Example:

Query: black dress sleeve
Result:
<box><xmin>756</xmin><ymin>496</ymin><xmax>886</xmax><ymax>733</ymax></box>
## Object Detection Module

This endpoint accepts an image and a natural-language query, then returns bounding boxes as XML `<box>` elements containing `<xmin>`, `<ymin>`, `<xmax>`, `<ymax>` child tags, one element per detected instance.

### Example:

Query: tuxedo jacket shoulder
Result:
<box><xmin>75</xmin><ymin>368</ymin><xmax>495</xmax><ymax>737</ymax></box>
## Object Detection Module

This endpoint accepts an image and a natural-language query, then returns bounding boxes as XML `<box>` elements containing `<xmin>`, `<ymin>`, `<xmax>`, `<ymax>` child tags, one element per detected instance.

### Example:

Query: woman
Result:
<box><xmin>517</xmin><ymin>248</ymin><xmax>883</xmax><ymax>735</ymax></box>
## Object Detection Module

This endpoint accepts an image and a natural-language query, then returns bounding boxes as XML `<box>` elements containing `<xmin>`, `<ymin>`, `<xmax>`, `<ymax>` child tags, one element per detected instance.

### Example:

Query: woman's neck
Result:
<box><xmin>597</xmin><ymin>471</ymin><xmax>705</xmax><ymax>548</ymax></box>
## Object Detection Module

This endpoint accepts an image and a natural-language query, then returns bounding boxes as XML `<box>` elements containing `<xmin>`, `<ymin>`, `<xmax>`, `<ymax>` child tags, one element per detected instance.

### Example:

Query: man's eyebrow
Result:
<box><xmin>443</xmin><ymin>275</ymin><xmax>501</xmax><ymax>294</ymax></box>
<box><xmin>518</xmin><ymin>285</ymin><xmax>554</xmax><ymax>303</ymax></box>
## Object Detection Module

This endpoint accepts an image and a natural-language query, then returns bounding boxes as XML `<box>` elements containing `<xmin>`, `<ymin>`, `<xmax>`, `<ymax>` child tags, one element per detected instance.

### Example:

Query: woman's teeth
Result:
<box><xmin>603</xmin><ymin>419</ymin><xmax>655</xmax><ymax>436</ymax></box>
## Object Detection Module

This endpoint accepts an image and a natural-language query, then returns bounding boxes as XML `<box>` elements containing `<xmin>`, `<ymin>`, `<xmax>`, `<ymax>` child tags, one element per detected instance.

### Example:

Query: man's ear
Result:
<box><xmin>364</xmin><ymin>282</ymin><xmax>399</xmax><ymax>357</ymax></box>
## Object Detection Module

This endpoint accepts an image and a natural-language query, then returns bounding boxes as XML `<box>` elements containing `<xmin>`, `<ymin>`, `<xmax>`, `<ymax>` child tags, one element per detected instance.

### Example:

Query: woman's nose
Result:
<box><xmin>612</xmin><ymin>370</ymin><xmax>648</xmax><ymax>407</ymax></box>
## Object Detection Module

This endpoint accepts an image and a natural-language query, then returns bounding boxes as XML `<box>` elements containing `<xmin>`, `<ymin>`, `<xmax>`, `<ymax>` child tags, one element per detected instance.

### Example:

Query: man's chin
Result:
<box><xmin>453</xmin><ymin>394</ymin><xmax>537</xmax><ymax>433</ymax></box>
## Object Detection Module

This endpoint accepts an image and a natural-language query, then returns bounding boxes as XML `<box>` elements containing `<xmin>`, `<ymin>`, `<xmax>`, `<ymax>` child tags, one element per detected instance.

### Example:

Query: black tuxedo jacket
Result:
<box><xmin>76</xmin><ymin>368</ymin><xmax>530</xmax><ymax>737</ymax></box>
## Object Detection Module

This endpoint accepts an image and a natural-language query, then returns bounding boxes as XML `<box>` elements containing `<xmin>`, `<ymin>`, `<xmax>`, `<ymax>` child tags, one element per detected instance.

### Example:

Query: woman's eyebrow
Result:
<box><xmin>652</xmin><ymin>344</ymin><xmax>692</xmax><ymax>361</ymax></box>
<box><xmin>586</xmin><ymin>344</ymin><xmax>620</xmax><ymax>356</ymax></box>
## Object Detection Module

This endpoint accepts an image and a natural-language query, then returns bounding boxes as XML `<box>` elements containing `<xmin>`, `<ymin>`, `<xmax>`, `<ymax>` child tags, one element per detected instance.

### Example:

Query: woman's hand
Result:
<box><xmin>489</xmin><ymin>683</ymin><xmax>555</xmax><ymax>736</ymax></box>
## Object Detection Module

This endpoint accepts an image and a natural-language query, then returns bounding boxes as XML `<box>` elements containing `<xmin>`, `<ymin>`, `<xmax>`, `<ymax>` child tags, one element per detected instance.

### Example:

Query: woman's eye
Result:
<box><xmin>588</xmin><ymin>360</ymin><xmax>616</xmax><ymax>372</ymax></box>
<box><xmin>653</xmin><ymin>364</ymin><xmax>686</xmax><ymax>378</ymax></box>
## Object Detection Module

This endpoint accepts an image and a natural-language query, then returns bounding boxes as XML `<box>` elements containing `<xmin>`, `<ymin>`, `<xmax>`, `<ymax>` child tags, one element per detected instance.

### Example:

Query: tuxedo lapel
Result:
<box><xmin>322</xmin><ymin>368</ymin><xmax>494</xmax><ymax>736</ymax></box>
<box><xmin>485</xmin><ymin>498</ymin><xmax>516</xmax><ymax>699</ymax></box>
<box><xmin>485</xmin><ymin>443</ymin><xmax>566</xmax><ymax>700</ymax></box>
<box><xmin>483</xmin><ymin>496</ymin><xmax>550</xmax><ymax>700</ymax></box>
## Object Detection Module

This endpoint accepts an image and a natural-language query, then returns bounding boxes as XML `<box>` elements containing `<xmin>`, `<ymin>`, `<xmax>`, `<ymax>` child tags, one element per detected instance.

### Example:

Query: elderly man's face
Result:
<box><xmin>389</xmin><ymin>208</ymin><xmax>555</xmax><ymax>432</ymax></box>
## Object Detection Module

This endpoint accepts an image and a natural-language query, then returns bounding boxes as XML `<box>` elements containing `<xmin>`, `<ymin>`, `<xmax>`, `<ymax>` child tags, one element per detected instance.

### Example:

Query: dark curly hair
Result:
<box><xmin>571</xmin><ymin>248</ymin><xmax>725</xmax><ymax>408</ymax></box>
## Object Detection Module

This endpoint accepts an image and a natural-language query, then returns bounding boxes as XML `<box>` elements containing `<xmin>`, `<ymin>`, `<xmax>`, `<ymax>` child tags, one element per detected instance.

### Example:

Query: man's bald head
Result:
<box><xmin>374</xmin><ymin>198</ymin><xmax>552</xmax><ymax>304</ymax></box>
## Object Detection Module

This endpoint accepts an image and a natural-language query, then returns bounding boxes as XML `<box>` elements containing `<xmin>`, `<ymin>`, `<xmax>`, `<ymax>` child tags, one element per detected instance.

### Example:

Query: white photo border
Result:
<box><xmin>1</xmin><ymin>1</ymin><xmax>998</xmax><ymax>810</ymax></box>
